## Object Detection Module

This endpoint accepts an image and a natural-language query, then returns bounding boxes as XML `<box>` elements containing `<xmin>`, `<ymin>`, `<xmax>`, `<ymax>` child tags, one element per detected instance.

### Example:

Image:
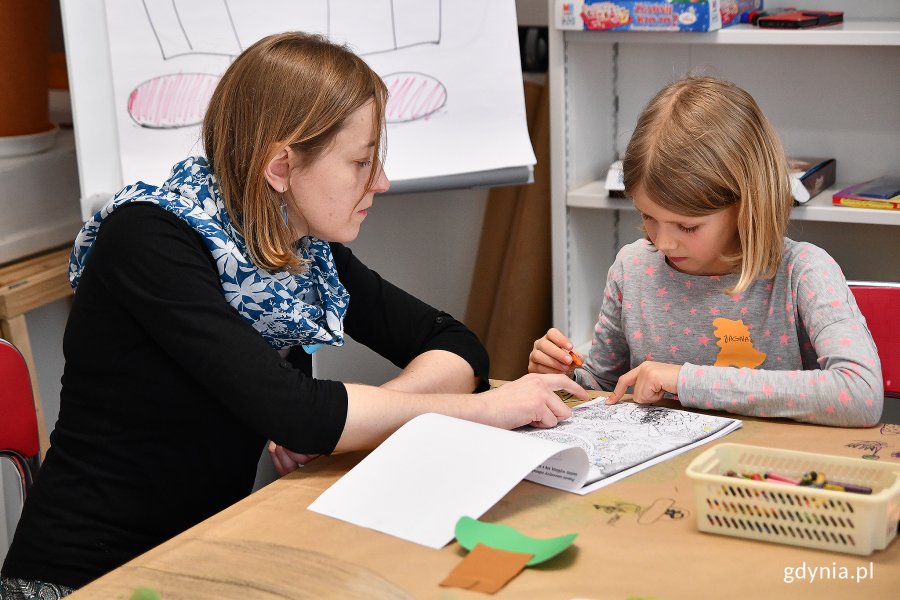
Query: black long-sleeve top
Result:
<box><xmin>3</xmin><ymin>204</ymin><xmax>488</xmax><ymax>589</ymax></box>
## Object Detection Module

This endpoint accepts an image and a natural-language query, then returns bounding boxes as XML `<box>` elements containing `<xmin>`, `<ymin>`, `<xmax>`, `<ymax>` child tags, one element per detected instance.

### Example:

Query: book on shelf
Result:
<box><xmin>788</xmin><ymin>157</ymin><xmax>836</xmax><ymax>204</ymax></box>
<box><xmin>833</xmin><ymin>176</ymin><xmax>900</xmax><ymax>211</ymax></box>
<box><xmin>833</xmin><ymin>197</ymin><xmax>900</xmax><ymax>211</ymax></box>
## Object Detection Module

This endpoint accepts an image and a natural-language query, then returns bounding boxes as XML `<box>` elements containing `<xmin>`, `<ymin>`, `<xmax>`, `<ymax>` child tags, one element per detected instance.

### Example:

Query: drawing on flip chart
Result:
<box><xmin>129</xmin><ymin>0</ymin><xmax>446</xmax><ymax>128</ymax></box>
<box><xmin>100</xmin><ymin>0</ymin><xmax>535</xmax><ymax>196</ymax></box>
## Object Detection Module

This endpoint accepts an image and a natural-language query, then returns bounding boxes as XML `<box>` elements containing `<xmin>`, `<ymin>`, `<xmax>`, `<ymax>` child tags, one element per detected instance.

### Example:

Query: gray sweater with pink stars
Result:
<box><xmin>575</xmin><ymin>238</ymin><xmax>883</xmax><ymax>427</ymax></box>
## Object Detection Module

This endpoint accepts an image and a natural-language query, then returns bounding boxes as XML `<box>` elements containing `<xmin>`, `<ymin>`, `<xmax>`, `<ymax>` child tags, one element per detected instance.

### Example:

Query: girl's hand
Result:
<box><xmin>268</xmin><ymin>441</ymin><xmax>321</xmax><ymax>476</ymax></box>
<box><xmin>528</xmin><ymin>328</ymin><xmax>579</xmax><ymax>375</ymax></box>
<box><xmin>606</xmin><ymin>362</ymin><xmax>682</xmax><ymax>405</ymax></box>
<box><xmin>480</xmin><ymin>373</ymin><xmax>586</xmax><ymax>429</ymax></box>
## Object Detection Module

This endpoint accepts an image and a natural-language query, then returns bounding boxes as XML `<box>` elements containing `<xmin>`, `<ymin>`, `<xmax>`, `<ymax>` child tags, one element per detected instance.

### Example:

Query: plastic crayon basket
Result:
<box><xmin>685</xmin><ymin>443</ymin><xmax>900</xmax><ymax>555</ymax></box>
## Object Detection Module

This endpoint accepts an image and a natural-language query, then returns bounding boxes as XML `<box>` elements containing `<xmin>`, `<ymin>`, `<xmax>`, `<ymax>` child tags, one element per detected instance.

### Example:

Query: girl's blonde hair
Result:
<box><xmin>203</xmin><ymin>32</ymin><xmax>388</xmax><ymax>272</ymax></box>
<box><xmin>623</xmin><ymin>75</ymin><xmax>792</xmax><ymax>294</ymax></box>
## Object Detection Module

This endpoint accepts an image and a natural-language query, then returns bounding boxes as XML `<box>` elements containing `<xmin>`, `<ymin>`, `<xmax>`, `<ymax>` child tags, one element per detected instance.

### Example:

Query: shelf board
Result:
<box><xmin>567</xmin><ymin>180</ymin><xmax>900</xmax><ymax>226</ymax></box>
<box><xmin>566</xmin><ymin>21</ymin><xmax>900</xmax><ymax>46</ymax></box>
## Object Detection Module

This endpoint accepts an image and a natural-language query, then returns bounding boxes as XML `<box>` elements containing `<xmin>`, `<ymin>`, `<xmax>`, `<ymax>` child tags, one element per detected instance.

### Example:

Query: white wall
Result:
<box><xmin>314</xmin><ymin>188</ymin><xmax>488</xmax><ymax>385</ymax></box>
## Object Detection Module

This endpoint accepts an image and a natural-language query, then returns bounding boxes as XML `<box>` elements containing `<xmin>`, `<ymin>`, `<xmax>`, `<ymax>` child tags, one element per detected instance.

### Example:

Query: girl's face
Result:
<box><xmin>632</xmin><ymin>187</ymin><xmax>740</xmax><ymax>276</ymax></box>
<box><xmin>284</xmin><ymin>101</ymin><xmax>389</xmax><ymax>242</ymax></box>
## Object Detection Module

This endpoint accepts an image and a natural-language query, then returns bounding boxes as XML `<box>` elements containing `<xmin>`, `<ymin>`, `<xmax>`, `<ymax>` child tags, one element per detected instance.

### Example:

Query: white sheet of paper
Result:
<box><xmin>307</xmin><ymin>413</ymin><xmax>587</xmax><ymax>549</ymax></box>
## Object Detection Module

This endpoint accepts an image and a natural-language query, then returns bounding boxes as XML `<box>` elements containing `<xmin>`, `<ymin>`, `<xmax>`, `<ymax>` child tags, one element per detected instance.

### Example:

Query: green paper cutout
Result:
<box><xmin>454</xmin><ymin>516</ymin><xmax>577</xmax><ymax>566</ymax></box>
<box><xmin>129</xmin><ymin>588</ymin><xmax>161</xmax><ymax>600</ymax></box>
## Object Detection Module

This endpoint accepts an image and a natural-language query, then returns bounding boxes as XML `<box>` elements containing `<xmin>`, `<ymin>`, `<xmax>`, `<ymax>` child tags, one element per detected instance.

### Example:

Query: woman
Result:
<box><xmin>1</xmin><ymin>32</ymin><xmax>584</xmax><ymax>597</ymax></box>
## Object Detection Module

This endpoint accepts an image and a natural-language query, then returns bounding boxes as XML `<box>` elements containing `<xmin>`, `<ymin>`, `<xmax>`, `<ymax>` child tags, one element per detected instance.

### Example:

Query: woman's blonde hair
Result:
<box><xmin>623</xmin><ymin>75</ymin><xmax>792</xmax><ymax>294</ymax></box>
<box><xmin>203</xmin><ymin>31</ymin><xmax>388</xmax><ymax>272</ymax></box>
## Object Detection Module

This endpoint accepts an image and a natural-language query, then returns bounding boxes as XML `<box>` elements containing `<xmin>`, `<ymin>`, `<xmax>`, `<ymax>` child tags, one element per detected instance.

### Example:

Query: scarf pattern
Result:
<box><xmin>69</xmin><ymin>157</ymin><xmax>348</xmax><ymax>351</ymax></box>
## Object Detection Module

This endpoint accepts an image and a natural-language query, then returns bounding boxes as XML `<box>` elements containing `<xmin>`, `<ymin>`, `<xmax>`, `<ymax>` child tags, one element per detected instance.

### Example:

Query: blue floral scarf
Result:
<box><xmin>69</xmin><ymin>157</ymin><xmax>348</xmax><ymax>352</ymax></box>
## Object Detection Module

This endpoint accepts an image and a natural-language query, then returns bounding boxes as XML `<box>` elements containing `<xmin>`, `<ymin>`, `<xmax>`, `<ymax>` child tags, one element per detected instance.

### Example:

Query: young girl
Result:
<box><xmin>2</xmin><ymin>32</ymin><xmax>582</xmax><ymax>597</ymax></box>
<box><xmin>529</xmin><ymin>75</ymin><xmax>883</xmax><ymax>428</ymax></box>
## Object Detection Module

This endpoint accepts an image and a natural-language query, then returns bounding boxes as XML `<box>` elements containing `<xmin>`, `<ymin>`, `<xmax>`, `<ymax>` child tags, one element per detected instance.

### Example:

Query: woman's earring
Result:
<box><xmin>280</xmin><ymin>188</ymin><xmax>289</xmax><ymax>225</ymax></box>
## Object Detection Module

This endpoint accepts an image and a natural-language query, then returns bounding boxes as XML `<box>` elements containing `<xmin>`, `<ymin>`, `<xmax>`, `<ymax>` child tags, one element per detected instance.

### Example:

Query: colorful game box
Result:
<box><xmin>555</xmin><ymin>1</ymin><xmax>763</xmax><ymax>32</ymax></box>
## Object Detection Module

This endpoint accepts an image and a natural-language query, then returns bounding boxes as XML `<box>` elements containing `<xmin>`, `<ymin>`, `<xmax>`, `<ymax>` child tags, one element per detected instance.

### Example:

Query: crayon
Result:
<box><xmin>800</xmin><ymin>471</ymin><xmax>872</xmax><ymax>494</ymax></box>
<box><xmin>823</xmin><ymin>480</ymin><xmax>873</xmax><ymax>495</ymax></box>
<box><xmin>764</xmin><ymin>471</ymin><xmax>800</xmax><ymax>485</ymax></box>
<box><xmin>569</xmin><ymin>349</ymin><xmax>584</xmax><ymax>367</ymax></box>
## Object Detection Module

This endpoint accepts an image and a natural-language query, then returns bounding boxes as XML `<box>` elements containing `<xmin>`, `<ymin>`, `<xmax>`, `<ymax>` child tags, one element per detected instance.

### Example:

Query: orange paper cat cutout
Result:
<box><xmin>712</xmin><ymin>318</ymin><xmax>766</xmax><ymax>368</ymax></box>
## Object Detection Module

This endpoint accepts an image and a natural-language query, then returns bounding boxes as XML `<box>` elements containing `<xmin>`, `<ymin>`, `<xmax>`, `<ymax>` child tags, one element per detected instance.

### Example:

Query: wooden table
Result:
<box><xmin>67</xmin><ymin>408</ymin><xmax>900</xmax><ymax>600</ymax></box>
<box><xmin>0</xmin><ymin>245</ymin><xmax>73</xmax><ymax>457</ymax></box>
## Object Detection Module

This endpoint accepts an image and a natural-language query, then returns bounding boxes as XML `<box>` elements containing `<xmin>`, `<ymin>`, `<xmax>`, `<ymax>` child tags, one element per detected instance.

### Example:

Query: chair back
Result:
<box><xmin>848</xmin><ymin>282</ymin><xmax>900</xmax><ymax>397</ymax></box>
<box><xmin>0</xmin><ymin>338</ymin><xmax>40</xmax><ymax>491</ymax></box>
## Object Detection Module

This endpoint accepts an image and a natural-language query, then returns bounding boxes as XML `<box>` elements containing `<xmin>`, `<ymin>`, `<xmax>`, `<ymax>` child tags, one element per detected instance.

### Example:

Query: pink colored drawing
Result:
<box><xmin>383</xmin><ymin>72</ymin><xmax>447</xmax><ymax>124</ymax></box>
<box><xmin>128</xmin><ymin>73</ymin><xmax>220</xmax><ymax>129</ymax></box>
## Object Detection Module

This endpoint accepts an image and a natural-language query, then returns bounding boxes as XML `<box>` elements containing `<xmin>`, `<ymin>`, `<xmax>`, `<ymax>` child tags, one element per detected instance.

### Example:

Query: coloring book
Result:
<box><xmin>520</xmin><ymin>400</ymin><xmax>742</xmax><ymax>494</ymax></box>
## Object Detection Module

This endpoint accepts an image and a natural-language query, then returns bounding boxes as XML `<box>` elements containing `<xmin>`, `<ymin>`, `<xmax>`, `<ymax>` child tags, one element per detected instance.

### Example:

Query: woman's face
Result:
<box><xmin>631</xmin><ymin>187</ymin><xmax>740</xmax><ymax>276</ymax></box>
<box><xmin>284</xmin><ymin>101</ymin><xmax>389</xmax><ymax>242</ymax></box>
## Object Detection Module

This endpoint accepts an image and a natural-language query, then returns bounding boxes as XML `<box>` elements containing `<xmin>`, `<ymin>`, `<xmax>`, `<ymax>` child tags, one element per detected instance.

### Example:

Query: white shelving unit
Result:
<box><xmin>567</xmin><ymin>180</ymin><xmax>900</xmax><ymax>226</ymax></box>
<box><xmin>548</xmin><ymin>1</ymin><xmax>900</xmax><ymax>346</ymax></box>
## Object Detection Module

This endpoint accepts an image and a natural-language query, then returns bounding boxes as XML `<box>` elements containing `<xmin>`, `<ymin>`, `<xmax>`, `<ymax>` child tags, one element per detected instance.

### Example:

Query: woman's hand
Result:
<box><xmin>479</xmin><ymin>373</ymin><xmax>586</xmax><ymax>429</ymax></box>
<box><xmin>337</xmin><ymin>373</ymin><xmax>588</xmax><ymax>452</ymax></box>
<box><xmin>606</xmin><ymin>361</ymin><xmax>682</xmax><ymax>406</ymax></box>
<box><xmin>268</xmin><ymin>441</ymin><xmax>321</xmax><ymax>476</ymax></box>
<box><xmin>528</xmin><ymin>328</ymin><xmax>579</xmax><ymax>375</ymax></box>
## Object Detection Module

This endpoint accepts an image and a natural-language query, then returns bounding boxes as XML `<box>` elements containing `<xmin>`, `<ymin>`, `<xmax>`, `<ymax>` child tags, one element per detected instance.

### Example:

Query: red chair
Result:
<box><xmin>848</xmin><ymin>282</ymin><xmax>900</xmax><ymax>399</ymax></box>
<box><xmin>0</xmin><ymin>338</ymin><xmax>41</xmax><ymax>496</ymax></box>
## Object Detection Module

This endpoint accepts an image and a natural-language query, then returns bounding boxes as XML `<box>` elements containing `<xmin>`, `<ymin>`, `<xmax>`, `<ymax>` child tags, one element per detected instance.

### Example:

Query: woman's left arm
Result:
<box><xmin>332</xmin><ymin>243</ymin><xmax>489</xmax><ymax>393</ymax></box>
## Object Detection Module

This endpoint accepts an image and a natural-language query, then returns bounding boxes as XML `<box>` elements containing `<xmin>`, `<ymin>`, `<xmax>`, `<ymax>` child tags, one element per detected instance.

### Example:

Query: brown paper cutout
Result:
<box><xmin>440</xmin><ymin>544</ymin><xmax>532</xmax><ymax>594</ymax></box>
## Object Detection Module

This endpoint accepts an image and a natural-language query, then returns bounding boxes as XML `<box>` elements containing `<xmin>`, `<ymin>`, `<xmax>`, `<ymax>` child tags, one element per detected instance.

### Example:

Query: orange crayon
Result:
<box><xmin>569</xmin><ymin>349</ymin><xmax>584</xmax><ymax>367</ymax></box>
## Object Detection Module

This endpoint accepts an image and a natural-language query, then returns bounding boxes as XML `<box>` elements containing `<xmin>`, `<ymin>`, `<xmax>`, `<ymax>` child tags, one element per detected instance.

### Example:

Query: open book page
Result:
<box><xmin>518</xmin><ymin>400</ymin><xmax>742</xmax><ymax>495</ymax></box>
